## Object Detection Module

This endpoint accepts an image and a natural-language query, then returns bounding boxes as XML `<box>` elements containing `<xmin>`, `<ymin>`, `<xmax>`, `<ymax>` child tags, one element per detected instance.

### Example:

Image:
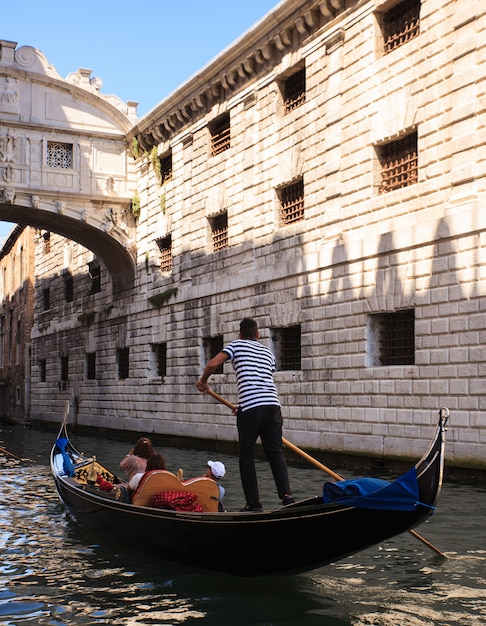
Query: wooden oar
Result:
<box><xmin>0</xmin><ymin>446</ymin><xmax>31</xmax><ymax>463</ymax></box>
<box><xmin>204</xmin><ymin>387</ymin><xmax>447</xmax><ymax>558</ymax></box>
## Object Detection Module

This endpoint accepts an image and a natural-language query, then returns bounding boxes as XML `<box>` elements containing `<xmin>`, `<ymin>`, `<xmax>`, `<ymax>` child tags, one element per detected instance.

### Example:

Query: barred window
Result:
<box><xmin>279</xmin><ymin>179</ymin><xmax>304</xmax><ymax>225</ymax></box>
<box><xmin>382</xmin><ymin>0</ymin><xmax>420</xmax><ymax>54</ymax></box>
<box><xmin>156</xmin><ymin>234</ymin><xmax>172</xmax><ymax>273</ymax></box>
<box><xmin>150</xmin><ymin>343</ymin><xmax>167</xmax><ymax>378</ymax></box>
<box><xmin>210</xmin><ymin>113</ymin><xmax>230</xmax><ymax>156</ymax></box>
<box><xmin>160</xmin><ymin>152</ymin><xmax>173</xmax><ymax>184</ymax></box>
<box><xmin>378</xmin><ymin>132</ymin><xmax>418</xmax><ymax>193</ymax></box>
<box><xmin>117</xmin><ymin>347</ymin><xmax>129</xmax><ymax>380</ymax></box>
<box><xmin>271</xmin><ymin>326</ymin><xmax>302</xmax><ymax>371</ymax></box>
<box><xmin>283</xmin><ymin>68</ymin><xmax>306</xmax><ymax>113</ymax></box>
<box><xmin>209</xmin><ymin>212</ymin><xmax>228</xmax><ymax>252</ymax></box>
<box><xmin>47</xmin><ymin>141</ymin><xmax>73</xmax><ymax>168</ymax></box>
<box><xmin>367</xmin><ymin>310</ymin><xmax>415</xmax><ymax>366</ymax></box>
<box><xmin>86</xmin><ymin>352</ymin><xmax>96</xmax><ymax>380</ymax></box>
<box><xmin>203</xmin><ymin>335</ymin><xmax>224</xmax><ymax>374</ymax></box>
<box><xmin>43</xmin><ymin>231</ymin><xmax>51</xmax><ymax>254</ymax></box>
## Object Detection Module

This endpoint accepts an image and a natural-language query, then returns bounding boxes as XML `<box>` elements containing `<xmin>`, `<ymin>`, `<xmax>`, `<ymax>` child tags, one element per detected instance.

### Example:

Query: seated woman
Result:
<box><xmin>119</xmin><ymin>437</ymin><xmax>155</xmax><ymax>481</ymax></box>
<box><xmin>128</xmin><ymin>452</ymin><xmax>167</xmax><ymax>492</ymax></box>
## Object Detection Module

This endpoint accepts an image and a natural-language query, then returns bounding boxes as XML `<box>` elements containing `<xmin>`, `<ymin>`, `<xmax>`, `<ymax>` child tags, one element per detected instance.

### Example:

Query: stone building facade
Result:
<box><xmin>1</xmin><ymin>0</ymin><xmax>485</xmax><ymax>471</ymax></box>
<box><xmin>0</xmin><ymin>226</ymin><xmax>35</xmax><ymax>420</ymax></box>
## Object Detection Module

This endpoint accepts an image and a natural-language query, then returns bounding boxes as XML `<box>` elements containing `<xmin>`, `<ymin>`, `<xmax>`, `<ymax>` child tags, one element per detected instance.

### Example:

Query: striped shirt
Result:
<box><xmin>223</xmin><ymin>339</ymin><xmax>280</xmax><ymax>412</ymax></box>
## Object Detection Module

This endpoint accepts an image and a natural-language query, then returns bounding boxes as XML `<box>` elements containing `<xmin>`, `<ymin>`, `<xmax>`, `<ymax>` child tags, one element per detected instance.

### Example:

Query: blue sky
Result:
<box><xmin>1</xmin><ymin>0</ymin><xmax>280</xmax><ymax>241</ymax></box>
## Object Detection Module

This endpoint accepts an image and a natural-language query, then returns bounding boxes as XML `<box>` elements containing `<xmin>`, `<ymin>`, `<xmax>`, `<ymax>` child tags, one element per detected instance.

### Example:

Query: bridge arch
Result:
<box><xmin>0</xmin><ymin>40</ymin><xmax>139</xmax><ymax>296</ymax></box>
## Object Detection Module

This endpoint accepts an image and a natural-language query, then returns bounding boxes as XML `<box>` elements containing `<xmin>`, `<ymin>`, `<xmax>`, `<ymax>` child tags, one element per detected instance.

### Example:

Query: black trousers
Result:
<box><xmin>237</xmin><ymin>404</ymin><xmax>291</xmax><ymax>503</ymax></box>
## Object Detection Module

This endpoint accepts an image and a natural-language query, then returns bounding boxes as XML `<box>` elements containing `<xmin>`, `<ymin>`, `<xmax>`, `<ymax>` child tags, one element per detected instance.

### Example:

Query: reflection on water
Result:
<box><xmin>0</xmin><ymin>422</ymin><xmax>485</xmax><ymax>625</ymax></box>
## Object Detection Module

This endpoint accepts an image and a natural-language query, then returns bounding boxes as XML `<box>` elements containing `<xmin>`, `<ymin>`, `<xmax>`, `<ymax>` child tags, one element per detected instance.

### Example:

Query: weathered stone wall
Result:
<box><xmin>28</xmin><ymin>0</ymin><xmax>485</xmax><ymax>469</ymax></box>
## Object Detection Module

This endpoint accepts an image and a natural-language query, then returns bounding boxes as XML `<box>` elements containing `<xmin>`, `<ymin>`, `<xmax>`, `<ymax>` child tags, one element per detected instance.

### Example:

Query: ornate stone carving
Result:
<box><xmin>0</xmin><ymin>133</ymin><xmax>17</xmax><ymax>162</ymax></box>
<box><xmin>55</xmin><ymin>200</ymin><xmax>66</xmax><ymax>214</ymax></box>
<box><xmin>31</xmin><ymin>195</ymin><xmax>40</xmax><ymax>208</ymax></box>
<box><xmin>3</xmin><ymin>187</ymin><xmax>15</xmax><ymax>204</ymax></box>
<box><xmin>0</xmin><ymin>77</ymin><xmax>19</xmax><ymax>104</ymax></box>
<box><xmin>3</xmin><ymin>164</ymin><xmax>14</xmax><ymax>182</ymax></box>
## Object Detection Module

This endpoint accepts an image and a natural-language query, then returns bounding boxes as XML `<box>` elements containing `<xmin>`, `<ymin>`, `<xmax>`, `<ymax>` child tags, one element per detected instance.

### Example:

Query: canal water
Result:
<box><xmin>1</xmin><ymin>421</ymin><xmax>485</xmax><ymax>625</ymax></box>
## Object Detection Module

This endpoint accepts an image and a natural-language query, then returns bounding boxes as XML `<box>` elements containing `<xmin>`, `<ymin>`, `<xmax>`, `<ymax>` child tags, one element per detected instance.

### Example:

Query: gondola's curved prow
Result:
<box><xmin>50</xmin><ymin>408</ymin><xmax>449</xmax><ymax>577</ymax></box>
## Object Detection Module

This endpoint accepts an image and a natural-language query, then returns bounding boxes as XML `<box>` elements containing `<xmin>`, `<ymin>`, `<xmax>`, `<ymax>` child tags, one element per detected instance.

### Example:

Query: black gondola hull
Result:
<box><xmin>51</xmin><ymin>409</ymin><xmax>448</xmax><ymax>576</ymax></box>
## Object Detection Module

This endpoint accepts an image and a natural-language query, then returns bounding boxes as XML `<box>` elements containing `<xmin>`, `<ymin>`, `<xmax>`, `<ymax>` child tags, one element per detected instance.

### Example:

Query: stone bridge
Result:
<box><xmin>0</xmin><ymin>40</ymin><xmax>138</xmax><ymax>295</ymax></box>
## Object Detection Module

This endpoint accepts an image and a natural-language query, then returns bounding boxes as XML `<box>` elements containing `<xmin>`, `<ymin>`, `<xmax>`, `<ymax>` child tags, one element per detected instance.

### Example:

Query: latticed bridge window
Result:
<box><xmin>283</xmin><ymin>68</ymin><xmax>306</xmax><ymax>113</ymax></box>
<box><xmin>209</xmin><ymin>212</ymin><xmax>228</xmax><ymax>252</ymax></box>
<box><xmin>367</xmin><ymin>309</ymin><xmax>415</xmax><ymax>366</ymax></box>
<box><xmin>47</xmin><ymin>141</ymin><xmax>73</xmax><ymax>168</ymax></box>
<box><xmin>271</xmin><ymin>325</ymin><xmax>302</xmax><ymax>371</ymax></box>
<box><xmin>382</xmin><ymin>0</ymin><xmax>420</xmax><ymax>54</ymax></box>
<box><xmin>378</xmin><ymin>132</ymin><xmax>418</xmax><ymax>193</ymax></box>
<box><xmin>210</xmin><ymin>113</ymin><xmax>231</xmax><ymax>156</ymax></box>
<box><xmin>156</xmin><ymin>234</ymin><xmax>172</xmax><ymax>273</ymax></box>
<box><xmin>279</xmin><ymin>179</ymin><xmax>304</xmax><ymax>225</ymax></box>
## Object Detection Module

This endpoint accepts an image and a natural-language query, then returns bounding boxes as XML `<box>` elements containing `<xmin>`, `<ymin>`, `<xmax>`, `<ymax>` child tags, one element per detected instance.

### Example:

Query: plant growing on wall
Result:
<box><xmin>148</xmin><ymin>287</ymin><xmax>178</xmax><ymax>309</ymax></box>
<box><xmin>160</xmin><ymin>193</ymin><xmax>166</xmax><ymax>214</ymax></box>
<box><xmin>131</xmin><ymin>137</ymin><xmax>140</xmax><ymax>160</ymax></box>
<box><xmin>131</xmin><ymin>191</ymin><xmax>141</xmax><ymax>220</ymax></box>
<box><xmin>150</xmin><ymin>146</ymin><xmax>162</xmax><ymax>185</ymax></box>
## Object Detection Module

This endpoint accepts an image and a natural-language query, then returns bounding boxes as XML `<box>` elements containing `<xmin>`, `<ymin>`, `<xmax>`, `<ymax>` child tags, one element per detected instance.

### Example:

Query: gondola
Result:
<box><xmin>51</xmin><ymin>407</ymin><xmax>448</xmax><ymax>577</ymax></box>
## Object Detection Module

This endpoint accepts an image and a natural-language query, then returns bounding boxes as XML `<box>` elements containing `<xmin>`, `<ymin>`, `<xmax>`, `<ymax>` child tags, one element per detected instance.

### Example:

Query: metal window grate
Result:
<box><xmin>39</xmin><ymin>359</ymin><xmax>46</xmax><ymax>383</ymax></box>
<box><xmin>203</xmin><ymin>336</ymin><xmax>224</xmax><ymax>374</ymax></box>
<box><xmin>380</xmin><ymin>310</ymin><xmax>415</xmax><ymax>365</ymax></box>
<box><xmin>280</xmin><ymin>179</ymin><xmax>304</xmax><ymax>224</ymax></box>
<box><xmin>284</xmin><ymin>68</ymin><xmax>306</xmax><ymax>113</ymax></box>
<box><xmin>210</xmin><ymin>213</ymin><xmax>228</xmax><ymax>252</ymax></box>
<box><xmin>210</xmin><ymin>115</ymin><xmax>231</xmax><ymax>156</ymax></box>
<box><xmin>383</xmin><ymin>0</ymin><xmax>420</xmax><ymax>54</ymax></box>
<box><xmin>160</xmin><ymin>153</ymin><xmax>172</xmax><ymax>184</ymax></box>
<box><xmin>47</xmin><ymin>141</ymin><xmax>73</xmax><ymax>168</ymax></box>
<box><xmin>379</xmin><ymin>133</ymin><xmax>418</xmax><ymax>193</ymax></box>
<box><xmin>60</xmin><ymin>355</ymin><xmax>69</xmax><ymax>382</ymax></box>
<box><xmin>272</xmin><ymin>325</ymin><xmax>302</xmax><ymax>370</ymax></box>
<box><xmin>88</xmin><ymin>262</ymin><xmax>101</xmax><ymax>294</ymax></box>
<box><xmin>156</xmin><ymin>235</ymin><xmax>172</xmax><ymax>273</ymax></box>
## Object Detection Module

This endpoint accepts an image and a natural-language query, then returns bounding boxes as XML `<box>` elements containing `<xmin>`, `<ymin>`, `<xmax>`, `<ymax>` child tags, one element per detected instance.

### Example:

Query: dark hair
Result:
<box><xmin>146</xmin><ymin>452</ymin><xmax>166</xmax><ymax>471</ymax></box>
<box><xmin>239</xmin><ymin>317</ymin><xmax>258</xmax><ymax>339</ymax></box>
<box><xmin>132</xmin><ymin>437</ymin><xmax>154</xmax><ymax>459</ymax></box>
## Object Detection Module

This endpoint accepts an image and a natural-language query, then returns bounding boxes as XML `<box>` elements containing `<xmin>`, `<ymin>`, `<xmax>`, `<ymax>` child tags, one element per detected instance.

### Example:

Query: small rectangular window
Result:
<box><xmin>382</xmin><ymin>0</ymin><xmax>420</xmax><ymax>54</ymax></box>
<box><xmin>117</xmin><ymin>347</ymin><xmax>129</xmax><ymax>379</ymax></box>
<box><xmin>378</xmin><ymin>132</ymin><xmax>418</xmax><ymax>193</ymax></box>
<box><xmin>271</xmin><ymin>326</ymin><xmax>302</xmax><ymax>371</ymax></box>
<box><xmin>203</xmin><ymin>335</ymin><xmax>224</xmax><ymax>374</ymax></box>
<box><xmin>367</xmin><ymin>309</ymin><xmax>415</xmax><ymax>366</ymax></box>
<box><xmin>39</xmin><ymin>359</ymin><xmax>46</xmax><ymax>383</ymax></box>
<box><xmin>42</xmin><ymin>287</ymin><xmax>50</xmax><ymax>311</ymax></box>
<box><xmin>47</xmin><ymin>141</ymin><xmax>73</xmax><ymax>168</ymax></box>
<box><xmin>156</xmin><ymin>234</ymin><xmax>173</xmax><ymax>273</ymax></box>
<box><xmin>88</xmin><ymin>261</ymin><xmax>101</xmax><ymax>294</ymax></box>
<box><xmin>64</xmin><ymin>273</ymin><xmax>73</xmax><ymax>303</ymax></box>
<box><xmin>86</xmin><ymin>352</ymin><xmax>96</xmax><ymax>380</ymax></box>
<box><xmin>43</xmin><ymin>231</ymin><xmax>51</xmax><ymax>254</ymax></box>
<box><xmin>160</xmin><ymin>152</ymin><xmax>173</xmax><ymax>184</ymax></box>
<box><xmin>210</xmin><ymin>113</ymin><xmax>231</xmax><ymax>156</ymax></box>
<box><xmin>283</xmin><ymin>67</ymin><xmax>306</xmax><ymax>113</ymax></box>
<box><xmin>209</xmin><ymin>212</ymin><xmax>228</xmax><ymax>252</ymax></box>
<box><xmin>60</xmin><ymin>355</ymin><xmax>69</xmax><ymax>386</ymax></box>
<box><xmin>278</xmin><ymin>179</ymin><xmax>304</xmax><ymax>225</ymax></box>
<box><xmin>151</xmin><ymin>343</ymin><xmax>167</xmax><ymax>378</ymax></box>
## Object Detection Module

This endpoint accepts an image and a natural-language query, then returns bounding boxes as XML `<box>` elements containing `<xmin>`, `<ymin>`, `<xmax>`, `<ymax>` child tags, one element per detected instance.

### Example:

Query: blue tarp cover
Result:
<box><xmin>323</xmin><ymin>468</ymin><xmax>424</xmax><ymax>511</ymax></box>
<box><xmin>55</xmin><ymin>437</ymin><xmax>75</xmax><ymax>477</ymax></box>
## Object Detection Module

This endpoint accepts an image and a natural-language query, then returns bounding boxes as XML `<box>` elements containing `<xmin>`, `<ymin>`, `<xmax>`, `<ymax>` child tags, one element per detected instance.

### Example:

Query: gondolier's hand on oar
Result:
<box><xmin>196</xmin><ymin>351</ymin><xmax>237</xmax><ymax>413</ymax></box>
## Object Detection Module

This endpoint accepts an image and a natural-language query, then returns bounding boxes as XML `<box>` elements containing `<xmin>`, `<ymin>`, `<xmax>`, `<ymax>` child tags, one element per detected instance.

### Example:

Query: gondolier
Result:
<box><xmin>196</xmin><ymin>317</ymin><xmax>295</xmax><ymax>511</ymax></box>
